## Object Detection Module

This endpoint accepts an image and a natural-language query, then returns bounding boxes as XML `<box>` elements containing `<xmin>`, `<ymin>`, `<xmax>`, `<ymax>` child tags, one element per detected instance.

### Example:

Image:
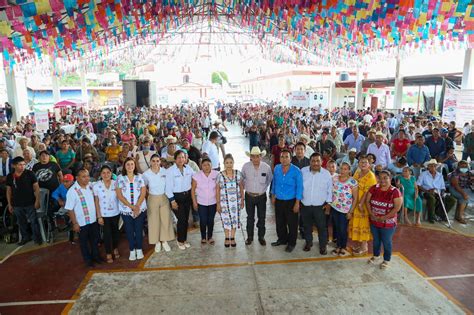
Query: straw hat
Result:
<box><xmin>375</xmin><ymin>131</ymin><xmax>385</xmax><ymax>137</ymax></box>
<box><xmin>245</xmin><ymin>147</ymin><xmax>267</xmax><ymax>157</ymax></box>
<box><xmin>164</xmin><ymin>135</ymin><xmax>177</xmax><ymax>143</ymax></box>
<box><xmin>424</xmin><ymin>159</ymin><xmax>439</xmax><ymax>168</ymax></box>
<box><xmin>299</xmin><ymin>134</ymin><xmax>312</xmax><ymax>143</ymax></box>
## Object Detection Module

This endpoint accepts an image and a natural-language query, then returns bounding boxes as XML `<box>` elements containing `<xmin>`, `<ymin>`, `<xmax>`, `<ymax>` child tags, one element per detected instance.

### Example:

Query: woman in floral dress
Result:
<box><xmin>331</xmin><ymin>162</ymin><xmax>358</xmax><ymax>257</ymax></box>
<box><xmin>216</xmin><ymin>154</ymin><xmax>244</xmax><ymax>248</ymax></box>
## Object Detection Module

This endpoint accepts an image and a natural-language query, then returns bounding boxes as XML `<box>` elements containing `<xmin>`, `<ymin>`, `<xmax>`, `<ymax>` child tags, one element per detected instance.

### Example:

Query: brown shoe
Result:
<box><xmin>258</xmin><ymin>239</ymin><xmax>266</xmax><ymax>246</ymax></box>
<box><xmin>245</xmin><ymin>239</ymin><xmax>253</xmax><ymax>245</ymax></box>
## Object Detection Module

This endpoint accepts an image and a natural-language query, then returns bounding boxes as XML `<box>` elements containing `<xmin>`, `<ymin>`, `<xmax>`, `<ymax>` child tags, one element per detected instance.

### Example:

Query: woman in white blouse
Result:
<box><xmin>93</xmin><ymin>165</ymin><xmax>120</xmax><ymax>263</ymax></box>
<box><xmin>116</xmin><ymin>157</ymin><xmax>147</xmax><ymax>261</ymax></box>
<box><xmin>143</xmin><ymin>154</ymin><xmax>175</xmax><ymax>253</ymax></box>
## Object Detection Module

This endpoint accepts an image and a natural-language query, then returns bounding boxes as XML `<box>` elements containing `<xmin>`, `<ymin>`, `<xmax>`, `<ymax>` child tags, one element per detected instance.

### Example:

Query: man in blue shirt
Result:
<box><xmin>343</xmin><ymin>126</ymin><xmax>365</xmax><ymax>153</ymax></box>
<box><xmin>425</xmin><ymin>128</ymin><xmax>446</xmax><ymax>160</ymax></box>
<box><xmin>406</xmin><ymin>135</ymin><xmax>431</xmax><ymax>177</ymax></box>
<box><xmin>271</xmin><ymin>149</ymin><xmax>303</xmax><ymax>253</ymax></box>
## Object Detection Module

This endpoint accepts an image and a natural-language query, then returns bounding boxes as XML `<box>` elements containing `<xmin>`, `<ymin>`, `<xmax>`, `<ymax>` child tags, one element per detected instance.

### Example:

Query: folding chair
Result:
<box><xmin>36</xmin><ymin>188</ymin><xmax>50</xmax><ymax>243</ymax></box>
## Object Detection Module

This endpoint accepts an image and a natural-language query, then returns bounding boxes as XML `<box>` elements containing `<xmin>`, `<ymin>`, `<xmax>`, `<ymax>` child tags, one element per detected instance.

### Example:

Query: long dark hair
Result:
<box><xmin>121</xmin><ymin>157</ymin><xmax>138</xmax><ymax>176</ymax></box>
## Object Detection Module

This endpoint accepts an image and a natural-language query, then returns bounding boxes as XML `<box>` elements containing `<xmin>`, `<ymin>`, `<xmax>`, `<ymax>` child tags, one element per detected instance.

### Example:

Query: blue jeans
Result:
<box><xmin>370</xmin><ymin>224</ymin><xmax>396</xmax><ymax>261</ymax></box>
<box><xmin>122</xmin><ymin>212</ymin><xmax>145</xmax><ymax>251</ymax></box>
<box><xmin>198</xmin><ymin>204</ymin><xmax>216</xmax><ymax>240</ymax></box>
<box><xmin>332</xmin><ymin>210</ymin><xmax>348</xmax><ymax>249</ymax></box>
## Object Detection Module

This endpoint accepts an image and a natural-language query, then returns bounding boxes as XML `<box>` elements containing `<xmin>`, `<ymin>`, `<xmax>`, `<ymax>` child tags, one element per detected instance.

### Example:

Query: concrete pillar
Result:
<box><xmin>354</xmin><ymin>68</ymin><xmax>363</xmax><ymax>110</ymax></box>
<box><xmin>461</xmin><ymin>48</ymin><xmax>474</xmax><ymax>89</ymax></box>
<box><xmin>52</xmin><ymin>71</ymin><xmax>60</xmax><ymax>104</ymax></box>
<box><xmin>4</xmin><ymin>67</ymin><xmax>29</xmax><ymax>123</ymax></box>
<box><xmin>328</xmin><ymin>69</ymin><xmax>337</xmax><ymax>110</ymax></box>
<box><xmin>79</xmin><ymin>61</ymin><xmax>88</xmax><ymax>104</ymax></box>
<box><xmin>393</xmin><ymin>54</ymin><xmax>404</xmax><ymax>109</ymax></box>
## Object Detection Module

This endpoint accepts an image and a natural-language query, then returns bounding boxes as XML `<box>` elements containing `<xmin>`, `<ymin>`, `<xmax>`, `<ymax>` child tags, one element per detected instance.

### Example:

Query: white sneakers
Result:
<box><xmin>162</xmin><ymin>241</ymin><xmax>171</xmax><ymax>252</ymax></box>
<box><xmin>129</xmin><ymin>249</ymin><xmax>144</xmax><ymax>261</ymax></box>
<box><xmin>177</xmin><ymin>242</ymin><xmax>186</xmax><ymax>250</ymax></box>
<box><xmin>184</xmin><ymin>241</ymin><xmax>191</xmax><ymax>248</ymax></box>
<box><xmin>155</xmin><ymin>243</ymin><xmax>162</xmax><ymax>253</ymax></box>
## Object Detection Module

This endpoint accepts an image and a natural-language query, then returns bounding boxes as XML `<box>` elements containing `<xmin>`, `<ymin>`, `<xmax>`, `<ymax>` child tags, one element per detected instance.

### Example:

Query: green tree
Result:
<box><xmin>211</xmin><ymin>72</ymin><xmax>222</xmax><ymax>85</ymax></box>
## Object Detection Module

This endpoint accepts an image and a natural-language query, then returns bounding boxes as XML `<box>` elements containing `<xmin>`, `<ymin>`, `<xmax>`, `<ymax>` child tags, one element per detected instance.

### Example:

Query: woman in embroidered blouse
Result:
<box><xmin>116</xmin><ymin>157</ymin><xmax>147</xmax><ymax>261</ymax></box>
<box><xmin>93</xmin><ymin>165</ymin><xmax>120</xmax><ymax>263</ymax></box>
<box><xmin>216</xmin><ymin>154</ymin><xmax>244</xmax><ymax>248</ymax></box>
<box><xmin>330</xmin><ymin>162</ymin><xmax>358</xmax><ymax>257</ymax></box>
<box><xmin>366</xmin><ymin>170</ymin><xmax>403</xmax><ymax>269</ymax></box>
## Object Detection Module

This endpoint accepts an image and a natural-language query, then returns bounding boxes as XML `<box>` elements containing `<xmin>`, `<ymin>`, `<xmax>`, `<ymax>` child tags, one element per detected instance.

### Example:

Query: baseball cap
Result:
<box><xmin>63</xmin><ymin>174</ymin><xmax>74</xmax><ymax>181</ymax></box>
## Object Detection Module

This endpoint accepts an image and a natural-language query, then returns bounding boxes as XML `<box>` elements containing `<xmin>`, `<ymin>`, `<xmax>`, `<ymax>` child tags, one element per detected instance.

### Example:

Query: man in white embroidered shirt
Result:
<box><xmin>301</xmin><ymin>152</ymin><xmax>333</xmax><ymax>255</ymax></box>
<box><xmin>66</xmin><ymin>168</ymin><xmax>102</xmax><ymax>267</ymax></box>
<box><xmin>367</xmin><ymin>131</ymin><xmax>391</xmax><ymax>169</ymax></box>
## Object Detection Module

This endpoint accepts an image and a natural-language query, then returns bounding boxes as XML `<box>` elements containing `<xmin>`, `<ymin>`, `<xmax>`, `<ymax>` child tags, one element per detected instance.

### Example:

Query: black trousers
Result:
<box><xmin>174</xmin><ymin>191</ymin><xmax>192</xmax><ymax>242</ymax></box>
<box><xmin>275</xmin><ymin>199</ymin><xmax>298</xmax><ymax>246</ymax></box>
<box><xmin>301</xmin><ymin>204</ymin><xmax>328</xmax><ymax>249</ymax></box>
<box><xmin>245</xmin><ymin>193</ymin><xmax>267</xmax><ymax>240</ymax></box>
<box><xmin>79</xmin><ymin>222</ymin><xmax>100</xmax><ymax>263</ymax></box>
<box><xmin>103</xmin><ymin>215</ymin><xmax>120</xmax><ymax>254</ymax></box>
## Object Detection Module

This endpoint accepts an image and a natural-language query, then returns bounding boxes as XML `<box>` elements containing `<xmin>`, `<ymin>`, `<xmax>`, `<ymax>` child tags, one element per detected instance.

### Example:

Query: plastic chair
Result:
<box><xmin>36</xmin><ymin>188</ymin><xmax>50</xmax><ymax>243</ymax></box>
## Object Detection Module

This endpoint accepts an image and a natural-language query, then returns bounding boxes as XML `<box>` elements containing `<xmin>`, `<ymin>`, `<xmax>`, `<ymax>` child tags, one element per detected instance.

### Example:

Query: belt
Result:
<box><xmin>246</xmin><ymin>192</ymin><xmax>265</xmax><ymax>197</ymax></box>
<box><xmin>174</xmin><ymin>190</ymin><xmax>191</xmax><ymax>196</ymax></box>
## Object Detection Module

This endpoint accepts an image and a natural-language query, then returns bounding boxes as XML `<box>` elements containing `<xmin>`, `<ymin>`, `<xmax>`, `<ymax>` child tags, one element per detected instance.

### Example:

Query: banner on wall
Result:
<box><xmin>34</xmin><ymin>111</ymin><xmax>49</xmax><ymax>131</ymax></box>
<box><xmin>455</xmin><ymin>90</ymin><xmax>474</xmax><ymax>128</ymax></box>
<box><xmin>441</xmin><ymin>88</ymin><xmax>459</xmax><ymax>123</ymax></box>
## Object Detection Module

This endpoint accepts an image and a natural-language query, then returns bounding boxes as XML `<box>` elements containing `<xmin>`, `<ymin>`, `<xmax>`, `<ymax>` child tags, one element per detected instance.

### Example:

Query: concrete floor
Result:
<box><xmin>70</xmin><ymin>254</ymin><xmax>464</xmax><ymax>314</ymax></box>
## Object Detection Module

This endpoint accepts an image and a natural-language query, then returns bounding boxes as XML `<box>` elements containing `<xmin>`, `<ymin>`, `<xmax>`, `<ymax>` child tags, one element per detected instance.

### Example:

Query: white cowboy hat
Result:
<box><xmin>213</xmin><ymin>119</ymin><xmax>222</xmax><ymax>125</ymax></box>
<box><xmin>164</xmin><ymin>135</ymin><xmax>177</xmax><ymax>143</ymax></box>
<box><xmin>375</xmin><ymin>131</ymin><xmax>385</xmax><ymax>137</ymax></box>
<box><xmin>424</xmin><ymin>159</ymin><xmax>439</xmax><ymax>168</ymax></box>
<box><xmin>348</xmin><ymin>148</ymin><xmax>357</xmax><ymax>153</ymax></box>
<box><xmin>245</xmin><ymin>147</ymin><xmax>267</xmax><ymax>157</ymax></box>
<box><xmin>299</xmin><ymin>134</ymin><xmax>312</xmax><ymax>143</ymax></box>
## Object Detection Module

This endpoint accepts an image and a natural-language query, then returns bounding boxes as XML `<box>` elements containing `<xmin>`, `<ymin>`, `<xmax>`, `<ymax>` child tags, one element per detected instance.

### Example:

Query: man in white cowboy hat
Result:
<box><xmin>160</xmin><ymin>135</ymin><xmax>181</xmax><ymax>157</ymax></box>
<box><xmin>417</xmin><ymin>159</ymin><xmax>456</xmax><ymax>223</ymax></box>
<box><xmin>367</xmin><ymin>131</ymin><xmax>391</xmax><ymax>169</ymax></box>
<box><xmin>241</xmin><ymin>147</ymin><xmax>272</xmax><ymax>246</ymax></box>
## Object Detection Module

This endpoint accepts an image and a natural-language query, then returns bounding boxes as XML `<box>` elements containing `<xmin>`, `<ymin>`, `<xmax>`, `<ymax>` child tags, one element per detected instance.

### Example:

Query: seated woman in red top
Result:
<box><xmin>391</xmin><ymin>129</ymin><xmax>411</xmax><ymax>158</ymax></box>
<box><xmin>365</xmin><ymin>170</ymin><xmax>403</xmax><ymax>269</ymax></box>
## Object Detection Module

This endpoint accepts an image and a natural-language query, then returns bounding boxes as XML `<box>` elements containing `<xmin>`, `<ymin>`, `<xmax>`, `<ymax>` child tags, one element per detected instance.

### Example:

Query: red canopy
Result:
<box><xmin>54</xmin><ymin>99</ymin><xmax>86</xmax><ymax>108</ymax></box>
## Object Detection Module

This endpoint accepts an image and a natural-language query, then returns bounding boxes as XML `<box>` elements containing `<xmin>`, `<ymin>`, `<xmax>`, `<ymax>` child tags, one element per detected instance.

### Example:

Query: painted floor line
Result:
<box><xmin>0</xmin><ymin>245</ymin><xmax>23</xmax><ymax>264</ymax></box>
<box><xmin>0</xmin><ymin>300</ymin><xmax>75</xmax><ymax>307</ymax></box>
<box><xmin>426</xmin><ymin>274</ymin><xmax>474</xmax><ymax>280</ymax></box>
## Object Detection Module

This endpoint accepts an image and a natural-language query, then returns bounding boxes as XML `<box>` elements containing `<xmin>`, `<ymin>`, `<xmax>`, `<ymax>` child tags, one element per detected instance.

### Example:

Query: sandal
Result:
<box><xmin>339</xmin><ymin>249</ymin><xmax>350</xmax><ymax>257</ymax></box>
<box><xmin>230</xmin><ymin>238</ymin><xmax>236</xmax><ymax>247</ymax></box>
<box><xmin>455</xmin><ymin>217</ymin><xmax>467</xmax><ymax>224</ymax></box>
<box><xmin>352</xmin><ymin>248</ymin><xmax>368</xmax><ymax>256</ymax></box>
<box><xmin>106</xmin><ymin>254</ymin><xmax>113</xmax><ymax>264</ymax></box>
<box><xmin>224</xmin><ymin>238</ymin><xmax>230</xmax><ymax>248</ymax></box>
<box><xmin>113</xmin><ymin>249</ymin><xmax>120</xmax><ymax>259</ymax></box>
<box><xmin>380</xmin><ymin>261</ymin><xmax>390</xmax><ymax>269</ymax></box>
<box><xmin>368</xmin><ymin>256</ymin><xmax>381</xmax><ymax>264</ymax></box>
<box><xmin>207</xmin><ymin>238</ymin><xmax>215</xmax><ymax>245</ymax></box>
<box><xmin>331</xmin><ymin>248</ymin><xmax>340</xmax><ymax>256</ymax></box>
